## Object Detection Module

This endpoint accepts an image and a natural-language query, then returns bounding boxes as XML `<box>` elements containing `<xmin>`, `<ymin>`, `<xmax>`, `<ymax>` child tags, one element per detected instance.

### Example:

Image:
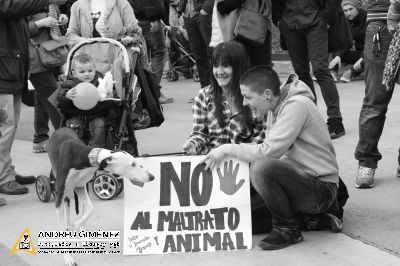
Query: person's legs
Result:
<box><xmin>184</xmin><ymin>14</ymin><xmax>211</xmax><ymax>88</ymax></box>
<box><xmin>30</xmin><ymin>71</ymin><xmax>62</xmax><ymax>152</ymax></box>
<box><xmin>241</xmin><ymin>30</ymin><xmax>273</xmax><ymax>67</ymax></box>
<box><xmin>279</xmin><ymin>21</ymin><xmax>316</xmax><ymax>99</ymax></box>
<box><xmin>88</xmin><ymin>117</ymin><xmax>106</xmax><ymax>148</ymax></box>
<box><xmin>140</xmin><ymin>20</ymin><xmax>173</xmax><ymax>104</ymax></box>
<box><xmin>355</xmin><ymin>21</ymin><xmax>393</xmax><ymax>187</ymax></box>
<box><xmin>0</xmin><ymin>94</ymin><xmax>28</xmax><ymax>194</ymax></box>
<box><xmin>307</xmin><ymin>21</ymin><xmax>342</xmax><ymax>120</ymax></box>
<box><xmin>250</xmin><ymin>158</ymin><xmax>338</xmax><ymax>249</ymax></box>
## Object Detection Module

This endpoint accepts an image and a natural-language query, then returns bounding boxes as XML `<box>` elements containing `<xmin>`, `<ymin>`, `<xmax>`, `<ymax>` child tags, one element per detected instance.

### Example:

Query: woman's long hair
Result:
<box><xmin>211</xmin><ymin>41</ymin><xmax>251</xmax><ymax>127</ymax></box>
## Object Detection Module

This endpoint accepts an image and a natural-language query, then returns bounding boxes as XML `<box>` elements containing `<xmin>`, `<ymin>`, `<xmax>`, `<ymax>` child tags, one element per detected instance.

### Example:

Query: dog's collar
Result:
<box><xmin>88</xmin><ymin>148</ymin><xmax>102</xmax><ymax>167</ymax></box>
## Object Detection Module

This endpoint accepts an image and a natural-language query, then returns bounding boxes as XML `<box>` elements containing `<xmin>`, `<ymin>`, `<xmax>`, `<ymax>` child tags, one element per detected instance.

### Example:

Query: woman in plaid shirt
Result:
<box><xmin>183</xmin><ymin>41</ymin><xmax>264</xmax><ymax>155</ymax></box>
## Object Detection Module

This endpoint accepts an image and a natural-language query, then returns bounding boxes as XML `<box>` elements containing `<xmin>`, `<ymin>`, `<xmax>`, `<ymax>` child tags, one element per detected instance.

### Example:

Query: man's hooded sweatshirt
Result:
<box><xmin>229</xmin><ymin>74</ymin><xmax>339</xmax><ymax>184</ymax></box>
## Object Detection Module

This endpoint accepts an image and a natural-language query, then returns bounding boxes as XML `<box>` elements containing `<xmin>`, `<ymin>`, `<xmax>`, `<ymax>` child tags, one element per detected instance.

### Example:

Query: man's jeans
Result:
<box><xmin>183</xmin><ymin>13</ymin><xmax>212</xmax><ymax>88</ymax></box>
<box><xmin>139</xmin><ymin>20</ymin><xmax>167</xmax><ymax>87</ymax></box>
<box><xmin>250</xmin><ymin>158</ymin><xmax>338</xmax><ymax>227</ymax></box>
<box><xmin>279</xmin><ymin>19</ymin><xmax>342</xmax><ymax>120</ymax></box>
<box><xmin>355</xmin><ymin>21</ymin><xmax>393</xmax><ymax>169</ymax></box>
<box><xmin>0</xmin><ymin>94</ymin><xmax>21</xmax><ymax>185</ymax></box>
<box><xmin>30</xmin><ymin>71</ymin><xmax>61</xmax><ymax>143</ymax></box>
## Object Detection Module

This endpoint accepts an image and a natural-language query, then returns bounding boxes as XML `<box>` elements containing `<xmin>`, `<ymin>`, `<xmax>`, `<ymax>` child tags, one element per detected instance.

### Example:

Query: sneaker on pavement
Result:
<box><xmin>355</xmin><ymin>166</ymin><xmax>375</xmax><ymax>188</ymax></box>
<box><xmin>331</xmin><ymin>71</ymin><xmax>338</xmax><ymax>83</ymax></box>
<box><xmin>327</xmin><ymin>118</ymin><xmax>345</xmax><ymax>139</ymax></box>
<box><xmin>0</xmin><ymin>180</ymin><xmax>28</xmax><ymax>195</ymax></box>
<box><xmin>159</xmin><ymin>92</ymin><xmax>174</xmax><ymax>104</ymax></box>
<box><xmin>33</xmin><ymin>140</ymin><xmax>48</xmax><ymax>153</ymax></box>
<box><xmin>340</xmin><ymin>68</ymin><xmax>353</xmax><ymax>83</ymax></box>
<box><xmin>325</xmin><ymin>213</ymin><xmax>343</xmax><ymax>233</ymax></box>
<box><xmin>0</xmin><ymin>197</ymin><xmax>6</xmax><ymax>206</ymax></box>
<box><xmin>258</xmin><ymin>226</ymin><xmax>303</xmax><ymax>250</ymax></box>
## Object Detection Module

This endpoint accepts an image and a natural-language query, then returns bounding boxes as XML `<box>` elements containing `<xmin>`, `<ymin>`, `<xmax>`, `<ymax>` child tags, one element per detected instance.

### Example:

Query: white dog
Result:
<box><xmin>48</xmin><ymin>127</ymin><xmax>154</xmax><ymax>266</ymax></box>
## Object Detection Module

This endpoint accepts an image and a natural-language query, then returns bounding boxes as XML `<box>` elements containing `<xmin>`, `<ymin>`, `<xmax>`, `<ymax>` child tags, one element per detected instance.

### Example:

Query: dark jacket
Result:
<box><xmin>0</xmin><ymin>0</ymin><xmax>49</xmax><ymax>95</ymax></box>
<box><xmin>128</xmin><ymin>0</ymin><xmax>166</xmax><ymax>21</ymax></box>
<box><xmin>57</xmin><ymin>72</ymin><xmax>116</xmax><ymax>117</ymax></box>
<box><xmin>180</xmin><ymin>0</ymin><xmax>215</xmax><ymax>15</ymax></box>
<box><xmin>271</xmin><ymin>0</ymin><xmax>340</xmax><ymax>27</ymax></box>
<box><xmin>344</xmin><ymin>8</ymin><xmax>367</xmax><ymax>54</ymax></box>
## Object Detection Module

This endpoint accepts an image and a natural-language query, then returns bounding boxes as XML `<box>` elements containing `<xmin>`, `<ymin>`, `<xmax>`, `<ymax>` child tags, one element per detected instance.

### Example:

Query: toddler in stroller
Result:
<box><xmin>57</xmin><ymin>53</ymin><xmax>112</xmax><ymax>148</ymax></box>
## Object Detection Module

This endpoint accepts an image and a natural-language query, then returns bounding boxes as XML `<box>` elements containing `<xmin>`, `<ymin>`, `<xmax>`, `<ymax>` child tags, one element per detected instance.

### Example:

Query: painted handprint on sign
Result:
<box><xmin>217</xmin><ymin>160</ymin><xmax>245</xmax><ymax>195</ymax></box>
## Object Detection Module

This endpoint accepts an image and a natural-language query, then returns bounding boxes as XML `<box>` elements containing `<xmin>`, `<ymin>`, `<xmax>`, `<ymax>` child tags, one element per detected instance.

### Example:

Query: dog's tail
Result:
<box><xmin>74</xmin><ymin>191</ymin><xmax>79</xmax><ymax>215</ymax></box>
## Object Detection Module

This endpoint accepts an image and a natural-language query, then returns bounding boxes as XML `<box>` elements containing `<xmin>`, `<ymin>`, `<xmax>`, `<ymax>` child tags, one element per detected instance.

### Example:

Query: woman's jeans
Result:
<box><xmin>250</xmin><ymin>158</ymin><xmax>338</xmax><ymax>228</ymax></box>
<box><xmin>354</xmin><ymin>21</ymin><xmax>394</xmax><ymax>169</ymax></box>
<box><xmin>30</xmin><ymin>70</ymin><xmax>61</xmax><ymax>143</ymax></box>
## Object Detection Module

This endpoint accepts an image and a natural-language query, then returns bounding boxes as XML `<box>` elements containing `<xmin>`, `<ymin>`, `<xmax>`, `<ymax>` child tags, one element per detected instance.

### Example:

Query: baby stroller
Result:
<box><xmin>165</xmin><ymin>25</ymin><xmax>199</xmax><ymax>82</ymax></box>
<box><xmin>36</xmin><ymin>37</ymin><xmax>163</xmax><ymax>202</ymax></box>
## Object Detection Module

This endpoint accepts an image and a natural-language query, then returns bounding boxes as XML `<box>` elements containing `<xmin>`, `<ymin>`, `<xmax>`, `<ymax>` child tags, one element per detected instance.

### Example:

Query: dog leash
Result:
<box><xmin>139</xmin><ymin>152</ymin><xmax>186</xmax><ymax>157</ymax></box>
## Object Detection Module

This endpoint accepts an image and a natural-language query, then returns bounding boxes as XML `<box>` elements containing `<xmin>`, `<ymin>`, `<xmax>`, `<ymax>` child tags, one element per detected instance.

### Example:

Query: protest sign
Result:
<box><xmin>123</xmin><ymin>155</ymin><xmax>252</xmax><ymax>255</ymax></box>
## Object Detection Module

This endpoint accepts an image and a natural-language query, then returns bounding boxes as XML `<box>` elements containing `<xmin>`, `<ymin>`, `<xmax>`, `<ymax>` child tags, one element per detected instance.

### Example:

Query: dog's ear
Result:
<box><xmin>99</xmin><ymin>156</ymin><xmax>112</xmax><ymax>170</ymax></box>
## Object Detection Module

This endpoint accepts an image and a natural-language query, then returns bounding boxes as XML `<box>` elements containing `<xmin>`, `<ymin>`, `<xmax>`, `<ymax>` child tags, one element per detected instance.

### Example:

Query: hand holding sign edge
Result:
<box><xmin>200</xmin><ymin>144</ymin><xmax>230</xmax><ymax>171</ymax></box>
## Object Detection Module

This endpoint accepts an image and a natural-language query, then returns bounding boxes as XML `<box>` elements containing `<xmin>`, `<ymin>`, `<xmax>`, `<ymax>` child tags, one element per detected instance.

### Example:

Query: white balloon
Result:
<box><xmin>72</xmin><ymin>82</ymin><xmax>100</xmax><ymax>110</ymax></box>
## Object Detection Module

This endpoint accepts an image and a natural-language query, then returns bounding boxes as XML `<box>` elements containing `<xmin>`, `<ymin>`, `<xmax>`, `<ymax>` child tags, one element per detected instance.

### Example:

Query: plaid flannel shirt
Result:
<box><xmin>185</xmin><ymin>86</ymin><xmax>265</xmax><ymax>155</ymax></box>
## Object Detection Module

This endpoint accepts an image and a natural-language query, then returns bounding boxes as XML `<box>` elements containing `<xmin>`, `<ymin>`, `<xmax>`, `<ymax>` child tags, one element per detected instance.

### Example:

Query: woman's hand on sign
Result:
<box><xmin>182</xmin><ymin>141</ymin><xmax>197</xmax><ymax>155</ymax></box>
<box><xmin>201</xmin><ymin>145</ymin><xmax>230</xmax><ymax>171</ymax></box>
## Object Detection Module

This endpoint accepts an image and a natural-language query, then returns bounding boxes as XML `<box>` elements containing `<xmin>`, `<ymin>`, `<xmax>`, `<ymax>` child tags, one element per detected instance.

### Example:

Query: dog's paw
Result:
<box><xmin>64</xmin><ymin>253</ymin><xmax>77</xmax><ymax>266</ymax></box>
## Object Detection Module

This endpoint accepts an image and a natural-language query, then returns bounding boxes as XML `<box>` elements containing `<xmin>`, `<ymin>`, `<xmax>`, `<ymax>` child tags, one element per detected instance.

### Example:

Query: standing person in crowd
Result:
<box><xmin>0</xmin><ymin>0</ymin><xmax>66</xmax><ymax>198</ymax></box>
<box><xmin>28</xmin><ymin>8</ymin><xmax>68</xmax><ymax>153</ymax></box>
<box><xmin>129</xmin><ymin>0</ymin><xmax>174</xmax><ymax>104</ymax></box>
<box><xmin>329</xmin><ymin>0</ymin><xmax>367</xmax><ymax>83</ymax></box>
<box><xmin>354</xmin><ymin>0</ymin><xmax>392</xmax><ymax>188</ymax></box>
<box><xmin>66</xmin><ymin>0</ymin><xmax>140</xmax><ymax>47</ymax></box>
<box><xmin>271</xmin><ymin>0</ymin><xmax>346</xmax><ymax>139</ymax></box>
<box><xmin>202</xmin><ymin>66</ymin><xmax>342</xmax><ymax>250</ymax></box>
<box><xmin>181</xmin><ymin>0</ymin><xmax>215</xmax><ymax>90</ymax></box>
<box><xmin>214</xmin><ymin>0</ymin><xmax>273</xmax><ymax>67</ymax></box>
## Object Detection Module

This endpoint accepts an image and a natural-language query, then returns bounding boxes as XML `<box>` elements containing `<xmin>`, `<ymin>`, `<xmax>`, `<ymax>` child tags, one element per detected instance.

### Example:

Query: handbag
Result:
<box><xmin>234</xmin><ymin>0</ymin><xmax>271</xmax><ymax>46</ymax></box>
<box><xmin>33</xmin><ymin>38</ymin><xmax>69</xmax><ymax>68</ymax></box>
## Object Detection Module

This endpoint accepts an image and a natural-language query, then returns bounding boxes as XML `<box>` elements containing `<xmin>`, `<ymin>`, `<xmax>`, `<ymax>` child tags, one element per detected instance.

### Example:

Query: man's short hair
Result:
<box><xmin>72</xmin><ymin>53</ymin><xmax>95</xmax><ymax>69</ymax></box>
<box><xmin>239</xmin><ymin>65</ymin><xmax>280</xmax><ymax>96</ymax></box>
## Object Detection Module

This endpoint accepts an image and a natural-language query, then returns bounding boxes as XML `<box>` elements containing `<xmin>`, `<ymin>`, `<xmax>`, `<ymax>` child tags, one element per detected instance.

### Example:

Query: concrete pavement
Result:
<box><xmin>1</xmin><ymin>75</ymin><xmax>400</xmax><ymax>265</ymax></box>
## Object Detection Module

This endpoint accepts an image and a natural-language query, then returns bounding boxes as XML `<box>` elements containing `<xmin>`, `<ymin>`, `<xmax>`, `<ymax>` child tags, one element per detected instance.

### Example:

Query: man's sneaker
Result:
<box><xmin>355</xmin><ymin>166</ymin><xmax>375</xmax><ymax>188</ymax></box>
<box><xmin>325</xmin><ymin>213</ymin><xmax>343</xmax><ymax>233</ymax></box>
<box><xmin>258</xmin><ymin>226</ymin><xmax>303</xmax><ymax>250</ymax></box>
<box><xmin>331</xmin><ymin>71</ymin><xmax>338</xmax><ymax>83</ymax></box>
<box><xmin>396</xmin><ymin>165</ymin><xmax>400</xmax><ymax>178</ymax></box>
<box><xmin>340</xmin><ymin>68</ymin><xmax>353</xmax><ymax>83</ymax></box>
<box><xmin>327</xmin><ymin>118</ymin><xmax>345</xmax><ymax>139</ymax></box>
<box><xmin>33</xmin><ymin>140</ymin><xmax>48</xmax><ymax>153</ymax></box>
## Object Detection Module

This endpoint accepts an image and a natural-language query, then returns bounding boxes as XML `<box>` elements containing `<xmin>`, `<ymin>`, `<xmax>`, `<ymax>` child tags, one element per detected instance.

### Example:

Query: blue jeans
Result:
<box><xmin>30</xmin><ymin>71</ymin><xmax>61</xmax><ymax>143</ymax></box>
<box><xmin>279</xmin><ymin>19</ymin><xmax>342</xmax><ymax>119</ymax></box>
<box><xmin>183</xmin><ymin>13</ymin><xmax>212</xmax><ymax>88</ymax></box>
<box><xmin>355</xmin><ymin>21</ymin><xmax>393</xmax><ymax>169</ymax></box>
<box><xmin>250</xmin><ymin>158</ymin><xmax>338</xmax><ymax>227</ymax></box>
<box><xmin>139</xmin><ymin>20</ymin><xmax>167</xmax><ymax>87</ymax></box>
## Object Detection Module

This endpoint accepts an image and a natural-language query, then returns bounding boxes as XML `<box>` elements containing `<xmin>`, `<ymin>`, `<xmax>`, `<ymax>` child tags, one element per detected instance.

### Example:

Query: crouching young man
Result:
<box><xmin>202</xmin><ymin>66</ymin><xmax>341</xmax><ymax>250</ymax></box>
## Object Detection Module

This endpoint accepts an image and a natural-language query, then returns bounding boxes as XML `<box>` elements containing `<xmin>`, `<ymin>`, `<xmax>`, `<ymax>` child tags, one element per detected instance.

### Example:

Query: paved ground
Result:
<box><xmin>1</xmin><ymin>73</ymin><xmax>400</xmax><ymax>265</ymax></box>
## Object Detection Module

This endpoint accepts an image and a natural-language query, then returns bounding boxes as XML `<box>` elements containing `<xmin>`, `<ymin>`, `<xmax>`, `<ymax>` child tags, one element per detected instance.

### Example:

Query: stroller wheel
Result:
<box><xmin>92</xmin><ymin>172</ymin><xmax>119</xmax><ymax>200</ymax></box>
<box><xmin>166</xmin><ymin>70</ymin><xmax>179</xmax><ymax>82</ymax></box>
<box><xmin>183</xmin><ymin>70</ymin><xmax>192</xmax><ymax>79</ymax></box>
<box><xmin>36</xmin><ymin>175</ymin><xmax>52</xmax><ymax>202</ymax></box>
<box><xmin>116</xmin><ymin>179</ymin><xmax>124</xmax><ymax>196</ymax></box>
<box><xmin>191</xmin><ymin>68</ymin><xmax>200</xmax><ymax>82</ymax></box>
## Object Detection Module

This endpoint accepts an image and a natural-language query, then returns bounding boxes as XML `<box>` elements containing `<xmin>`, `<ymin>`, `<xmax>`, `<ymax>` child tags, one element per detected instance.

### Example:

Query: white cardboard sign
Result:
<box><xmin>123</xmin><ymin>155</ymin><xmax>252</xmax><ymax>255</ymax></box>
